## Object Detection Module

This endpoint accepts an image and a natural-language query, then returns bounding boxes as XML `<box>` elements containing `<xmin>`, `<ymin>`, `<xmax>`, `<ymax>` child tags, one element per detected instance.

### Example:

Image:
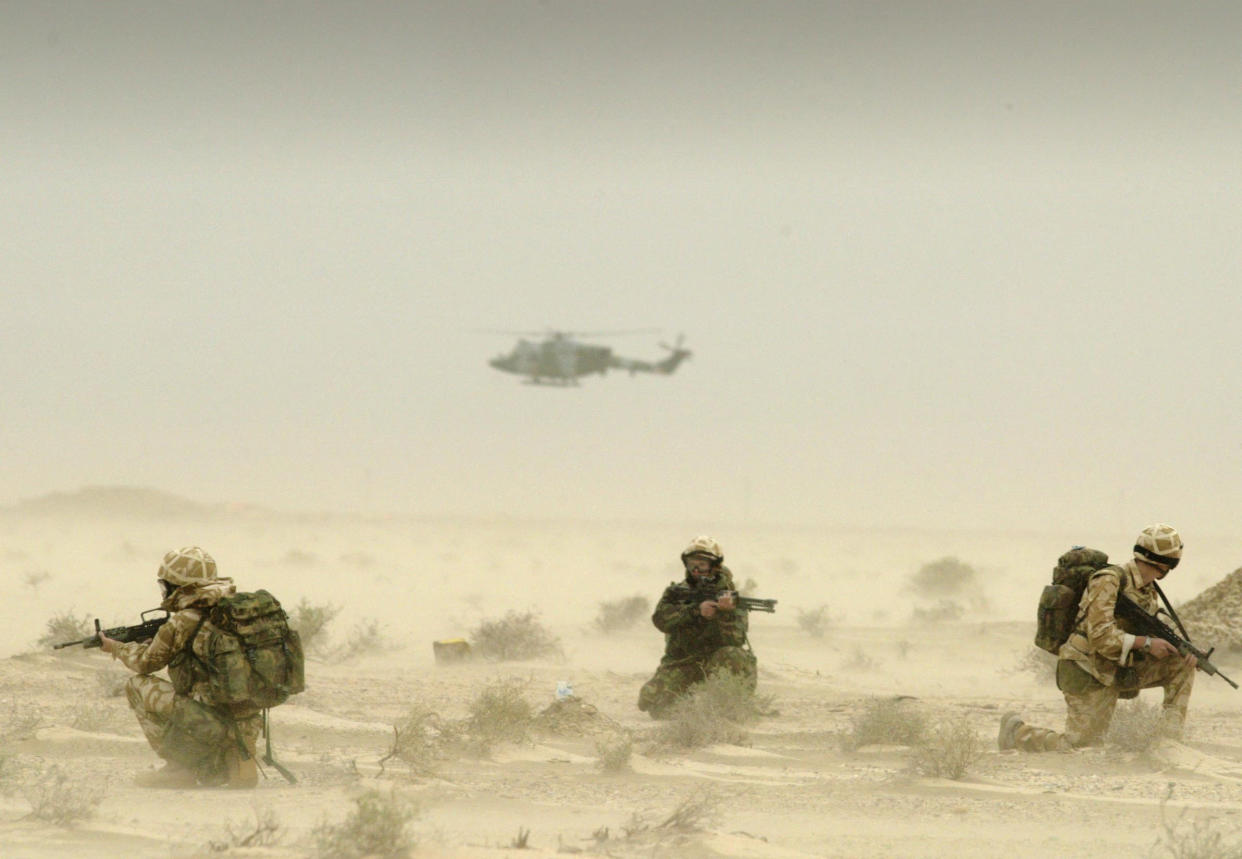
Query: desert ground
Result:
<box><xmin>2</xmin><ymin>491</ymin><xmax>1241</xmax><ymax>858</ymax></box>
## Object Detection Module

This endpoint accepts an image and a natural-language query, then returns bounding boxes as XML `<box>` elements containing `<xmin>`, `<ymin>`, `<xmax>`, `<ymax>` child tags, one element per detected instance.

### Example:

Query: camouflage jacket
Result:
<box><xmin>1059</xmin><ymin>560</ymin><xmax>1159</xmax><ymax>686</ymax></box>
<box><xmin>112</xmin><ymin>580</ymin><xmax>236</xmax><ymax>705</ymax></box>
<box><xmin>652</xmin><ymin>566</ymin><xmax>750</xmax><ymax>668</ymax></box>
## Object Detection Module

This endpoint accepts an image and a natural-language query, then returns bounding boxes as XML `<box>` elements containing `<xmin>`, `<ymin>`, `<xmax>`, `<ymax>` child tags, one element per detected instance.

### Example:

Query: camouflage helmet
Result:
<box><xmin>156</xmin><ymin>546</ymin><xmax>218</xmax><ymax>587</ymax></box>
<box><xmin>680</xmin><ymin>535</ymin><xmax>724</xmax><ymax>565</ymax></box>
<box><xmin>1133</xmin><ymin>523</ymin><xmax>1183</xmax><ymax>570</ymax></box>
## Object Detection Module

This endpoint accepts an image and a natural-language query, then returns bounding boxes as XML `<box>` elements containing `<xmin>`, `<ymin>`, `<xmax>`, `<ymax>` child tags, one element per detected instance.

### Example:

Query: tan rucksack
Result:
<box><xmin>1034</xmin><ymin>547</ymin><xmax>1111</xmax><ymax>654</ymax></box>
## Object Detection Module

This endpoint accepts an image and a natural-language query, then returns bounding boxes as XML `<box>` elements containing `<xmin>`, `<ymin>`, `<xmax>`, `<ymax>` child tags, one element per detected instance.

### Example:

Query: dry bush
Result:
<box><xmin>911</xmin><ymin>715</ymin><xmax>982</xmax><ymax>779</ymax></box>
<box><xmin>37</xmin><ymin>610</ymin><xmax>93</xmax><ymax>649</ymax></box>
<box><xmin>1107</xmin><ymin>697</ymin><xmax>1164</xmax><ymax>754</ymax></box>
<box><xmin>23</xmin><ymin>570</ymin><xmax>50</xmax><ymax>590</ymax></box>
<box><xmin>336</xmin><ymin>619</ymin><xmax>384</xmax><ymax>660</ymax></box>
<box><xmin>796</xmin><ymin>605</ymin><xmax>831</xmax><ymax>638</ymax></box>
<box><xmin>510</xmin><ymin>826</ymin><xmax>531</xmax><ymax>848</ymax></box>
<box><xmin>1012</xmin><ymin>647</ymin><xmax>1058</xmax><ymax>682</ymax></box>
<box><xmin>23</xmin><ymin>765</ymin><xmax>101</xmax><ymax>825</ymax></box>
<box><xmin>95</xmin><ymin>667</ymin><xmax>129</xmax><ymax>698</ymax></box>
<box><xmin>843</xmin><ymin>697</ymin><xmax>929</xmax><ymax>750</ymax></box>
<box><xmin>594</xmin><ymin>733</ymin><xmax>634</xmax><ymax>772</ymax></box>
<box><xmin>70</xmin><ymin>704</ymin><xmax>114</xmax><ymax>733</ymax></box>
<box><xmin>907</xmin><ymin>557</ymin><xmax>978</xmax><ymax>598</ymax></box>
<box><xmin>381</xmin><ymin>705</ymin><xmax>462</xmax><ymax>777</ymax></box>
<box><xmin>0</xmin><ymin>700</ymin><xmax>44</xmax><ymax>745</ymax></box>
<box><xmin>1154</xmin><ymin>785</ymin><xmax>1242</xmax><ymax>858</ymax></box>
<box><xmin>842</xmin><ymin>645</ymin><xmax>881</xmax><ymax>671</ymax></box>
<box><xmin>208</xmin><ymin>807</ymin><xmax>282</xmax><ymax>851</ymax></box>
<box><xmin>290</xmin><ymin>599</ymin><xmax>340</xmax><ymax>655</ymax></box>
<box><xmin>467</xmin><ymin>677</ymin><xmax>534</xmax><ymax>749</ymax></box>
<box><xmin>593</xmin><ymin>596</ymin><xmax>650</xmax><ymax>633</ymax></box>
<box><xmin>657</xmin><ymin>787</ymin><xmax>720</xmax><ymax>832</ymax></box>
<box><xmin>469</xmin><ymin>611</ymin><xmax>561</xmax><ymax>661</ymax></box>
<box><xmin>652</xmin><ymin>671</ymin><xmax>767</xmax><ymax>750</ymax></box>
<box><xmin>313</xmin><ymin>789</ymin><xmax>417</xmax><ymax>858</ymax></box>
<box><xmin>908</xmin><ymin>599</ymin><xmax>965</xmax><ymax>625</ymax></box>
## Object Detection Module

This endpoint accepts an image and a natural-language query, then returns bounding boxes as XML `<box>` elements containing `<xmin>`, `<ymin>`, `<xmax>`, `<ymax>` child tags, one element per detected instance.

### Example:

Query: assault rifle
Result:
<box><xmin>1114</xmin><ymin>593</ymin><xmax>1238</xmax><ymax>690</ymax></box>
<box><xmin>53</xmin><ymin>609</ymin><xmax>170</xmax><ymax>650</ymax></box>
<box><xmin>669</xmin><ymin>591</ymin><xmax>777</xmax><ymax>613</ymax></box>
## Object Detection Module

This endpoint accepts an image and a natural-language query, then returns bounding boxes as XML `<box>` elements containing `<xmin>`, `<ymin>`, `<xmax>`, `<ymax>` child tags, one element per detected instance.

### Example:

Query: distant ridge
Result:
<box><xmin>3</xmin><ymin>485</ymin><xmax>264</xmax><ymax>518</ymax></box>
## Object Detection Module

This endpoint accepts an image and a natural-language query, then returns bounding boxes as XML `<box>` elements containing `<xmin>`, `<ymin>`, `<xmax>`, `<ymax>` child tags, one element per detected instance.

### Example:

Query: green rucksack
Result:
<box><xmin>1034</xmin><ymin>547</ymin><xmax>1112</xmax><ymax>654</ymax></box>
<box><xmin>187</xmin><ymin>590</ymin><xmax>306</xmax><ymax>713</ymax></box>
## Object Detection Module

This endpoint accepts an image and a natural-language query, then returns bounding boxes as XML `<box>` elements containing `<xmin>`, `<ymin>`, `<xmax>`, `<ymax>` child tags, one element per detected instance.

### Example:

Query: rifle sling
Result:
<box><xmin>1152</xmin><ymin>581</ymin><xmax>1191</xmax><ymax>641</ymax></box>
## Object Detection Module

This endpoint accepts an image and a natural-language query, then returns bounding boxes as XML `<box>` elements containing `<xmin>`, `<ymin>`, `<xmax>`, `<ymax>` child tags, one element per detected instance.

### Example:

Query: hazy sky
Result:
<box><xmin>4</xmin><ymin>2</ymin><xmax>1241</xmax><ymax>536</ymax></box>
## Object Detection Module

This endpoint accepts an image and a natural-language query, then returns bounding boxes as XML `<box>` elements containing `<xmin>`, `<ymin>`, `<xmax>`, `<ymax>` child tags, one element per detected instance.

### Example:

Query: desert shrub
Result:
<box><xmin>467</xmin><ymin>677</ymin><xmax>534</xmax><ymax>748</ymax></box>
<box><xmin>381</xmin><ymin>705</ymin><xmax>462</xmax><ymax>777</ymax></box>
<box><xmin>1012</xmin><ymin>647</ymin><xmax>1057</xmax><ymax>682</ymax></box>
<box><xmin>95</xmin><ymin>667</ymin><xmax>130</xmax><ymax>698</ymax></box>
<box><xmin>908</xmin><ymin>599</ymin><xmax>965</xmax><ymax>625</ymax></box>
<box><xmin>594</xmin><ymin>733</ymin><xmax>634</xmax><ymax>772</ymax></box>
<box><xmin>291</xmin><ymin>600</ymin><xmax>340</xmax><ymax>655</ymax></box>
<box><xmin>208</xmin><ymin>807</ymin><xmax>282</xmax><ymax>851</ymax></box>
<box><xmin>23</xmin><ymin>570</ymin><xmax>50</xmax><ymax>590</ymax></box>
<box><xmin>313</xmin><ymin>789</ymin><xmax>417</xmax><ymax>858</ymax></box>
<box><xmin>70</xmin><ymin>704</ymin><xmax>113</xmax><ymax>733</ymax></box>
<box><xmin>842</xmin><ymin>645</ymin><xmax>881</xmax><ymax>671</ymax></box>
<box><xmin>510</xmin><ymin>827</ymin><xmax>531</xmax><ymax>848</ymax></box>
<box><xmin>23</xmin><ymin>765</ymin><xmax>101</xmax><ymax>825</ymax></box>
<box><xmin>843</xmin><ymin>697</ymin><xmax>929</xmax><ymax>750</ymax></box>
<box><xmin>38</xmin><ymin>611</ymin><xmax>93</xmax><ymax>649</ymax></box>
<box><xmin>0</xmin><ymin>700</ymin><xmax>44</xmax><ymax>744</ymax></box>
<box><xmin>337</xmin><ymin>619</ymin><xmax>384</xmax><ymax>660</ymax></box>
<box><xmin>907</xmin><ymin>557</ymin><xmax>978</xmax><ymax>598</ymax></box>
<box><xmin>469</xmin><ymin>611</ymin><xmax>561</xmax><ymax>661</ymax></box>
<box><xmin>282</xmin><ymin>549</ymin><xmax>317</xmax><ymax>566</ymax></box>
<box><xmin>796</xmin><ymin>605</ymin><xmax>830</xmax><ymax>638</ymax></box>
<box><xmin>1107</xmin><ymin>697</ymin><xmax>1164</xmax><ymax>753</ymax></box>
<box><xmin>657</xmin><ymin>787</ymin><xmax>720</xmax><ymax>832</ymax></box>
<box><xmin>911</xmin><ymin>715</ymin><xmax>982</xmax><ymax>779</ymax></box>
<box><xmin>652</xmin><ymin>671</ymin><xmax>767</xmax><ymax>750</ymax></box>
<box><xmin>593</xmin><ymin>596</ymin><xmax>650</xmax><ymax>633</ymax></box>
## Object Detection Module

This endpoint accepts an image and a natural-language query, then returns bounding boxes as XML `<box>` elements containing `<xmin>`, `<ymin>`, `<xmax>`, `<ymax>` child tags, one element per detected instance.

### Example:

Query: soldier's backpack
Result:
<box><xmin>187</xmin><ymin>590</ymin><xmax>306</xmax><ymax>713</ymax></box>
<box><xmin>1034</xmin><ymin>547</ymin><xmax>1112</xmax><ymax>654</ymax></box>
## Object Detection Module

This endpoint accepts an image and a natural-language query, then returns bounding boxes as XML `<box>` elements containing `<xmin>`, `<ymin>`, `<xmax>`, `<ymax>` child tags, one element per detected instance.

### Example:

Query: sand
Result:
<box><xmin>2</xmin><ymin>500</ymin><xmax>1241</xmax><ymax>857</ymax></box>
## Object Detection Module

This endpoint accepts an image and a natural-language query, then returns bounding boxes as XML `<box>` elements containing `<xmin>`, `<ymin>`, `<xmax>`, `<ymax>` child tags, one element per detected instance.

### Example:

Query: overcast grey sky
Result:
<box><xmin>3</xmin><ymin>2</ymin><xmax>1241</xmax><ymax>535</ymax></box>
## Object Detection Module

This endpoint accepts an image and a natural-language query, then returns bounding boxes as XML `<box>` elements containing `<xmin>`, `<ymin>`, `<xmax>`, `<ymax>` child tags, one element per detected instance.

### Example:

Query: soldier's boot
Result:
<box><xmin>134</xmin><ymin>761</ymin><xmax>198</xmax><ymax>789</ymax></box>
<box><xmin>224</xmin><ymin>734</ymin><xmax>259</xmax><ymax>789</ymax></box>
<box><xmin>998</xmin><ymin>712</ymin><xmax>1024</xmax><ymax>751</ymax></box>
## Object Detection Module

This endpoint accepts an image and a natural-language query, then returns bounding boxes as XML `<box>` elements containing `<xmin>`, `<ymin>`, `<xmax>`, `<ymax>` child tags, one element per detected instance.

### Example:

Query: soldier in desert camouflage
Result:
<box><xmin>99</xmin><ymin>547</ymin><xmax>262</xmax><ymax>788</ymax></box>
<box><xmin>1000</xmin><ymin>524</ymin><xmax>1197</xmax><ymax>752</ymax></box>
<box><xmin>637</xmin><ymin>536</ymin><xmax>758</xmax><ymax>717</ymax></box>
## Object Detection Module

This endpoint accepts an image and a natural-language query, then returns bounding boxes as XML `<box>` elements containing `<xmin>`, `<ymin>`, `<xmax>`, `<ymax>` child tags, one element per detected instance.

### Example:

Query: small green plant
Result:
<box><xmin>907</xmin><ymin>557</ymin><xmax>977</xmax><ymax>598</ymax></box>
<box><xmin>469</xmin><ymin>611</ymin><xmax>561</xmax><ymax>661</ymax></box>
<box><xmin>467</xmin><ymin>677</ymin><xmax>534</xmax><ymax>749</ymax></box>
<box><xmin>23</xmin><ymin>765</ymin><xmax>101</xmax><ymax>825</ymax></box>
<box><xmin>911</xmin><ymin>715</ymin><xmax>981</xmax><ymax>779</ymax></box>
<box><xmin>291</xmin><ymin>600</ymin><xmax>341</xmax><ymax>655</ymax></box>
<box><xmin>594</xmin><ymin>733</ymin><xmax>634</xmax><ymax>772</ymax></box>
<box><xmin>843</xmin><ymin>697</ymin><xmax>929</xmax><ymax>750</ymax></box>
<box><xmin>38</xmin><ymin>611</ymin><xmax>92</xmax><ymax>649</ymax></box>
<box><xmin>652</xmin><ymin>671</ymin><xmax>767</xmax><ymax>750</ymax></box>
<box><xmin>1107</xmin><ymin>697</ymin><xmax>1164</xmax><ymax>754</ymax></box>
<box><xmin>593</xmin><ymin>596</ymin><xmax>650</xmax><ymax>633</ymax></box>
<box><xmin>313</xmin><ymin>789</ymin><xmax>417</xmax><ymax>858</ymax></box>
<box><xmin>510</xmin><ymin>826</ymin><xmax>532</xmax><ymax>849</ymax></box>
<box><xmin>796</xmin><ymin>605</ymin><xmax>830</xmax><ymax>638</ymax></box>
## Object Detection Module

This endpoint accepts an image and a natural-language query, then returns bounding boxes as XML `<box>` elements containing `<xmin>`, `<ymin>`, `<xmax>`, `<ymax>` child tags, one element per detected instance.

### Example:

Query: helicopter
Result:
<box><xmin>486</xmin><ymin>330</ymin><xmax>691</xmax><ymax>385</ymax></box>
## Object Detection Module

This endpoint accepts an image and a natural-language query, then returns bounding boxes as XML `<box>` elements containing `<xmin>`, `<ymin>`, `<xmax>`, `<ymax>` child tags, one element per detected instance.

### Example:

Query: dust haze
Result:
<box><xmin>3</xmin><ymin>3</ymin><xmax>1242</xmax><ymax>857</ymax></box>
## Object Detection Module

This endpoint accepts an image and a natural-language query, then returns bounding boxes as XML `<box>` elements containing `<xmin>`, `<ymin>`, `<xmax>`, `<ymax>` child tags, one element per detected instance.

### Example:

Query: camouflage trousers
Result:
<box><xmin>637</xmin><ymin>646</ymin><xmax>757</xmax><ymax>717</ymax></box>
<box><xmin>1013</xmin><ymin>656</ymin><xmax>1196</xmax><ymax>752</ymax></box>
<box><xmin>125</xmin><ymin>675</ymin><xmax>261</xmax><ymax>784</ymax></box>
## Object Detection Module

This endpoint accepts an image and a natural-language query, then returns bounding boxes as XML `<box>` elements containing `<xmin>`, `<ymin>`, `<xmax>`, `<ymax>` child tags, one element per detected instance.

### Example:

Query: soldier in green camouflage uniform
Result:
<box><xmin>1001</xmin><ymin>525</ymin><xmax>1197</xmax><ymax>752</ymax></box>
<box><xmin>637</xmin><ymin>536</ymin><xmax>758</xmax><ymax>717</ymax></box>
<box><xmin>100</xmin><ymin>547</ymin><xmax>261</xmax><ymax>788</ymax></box>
